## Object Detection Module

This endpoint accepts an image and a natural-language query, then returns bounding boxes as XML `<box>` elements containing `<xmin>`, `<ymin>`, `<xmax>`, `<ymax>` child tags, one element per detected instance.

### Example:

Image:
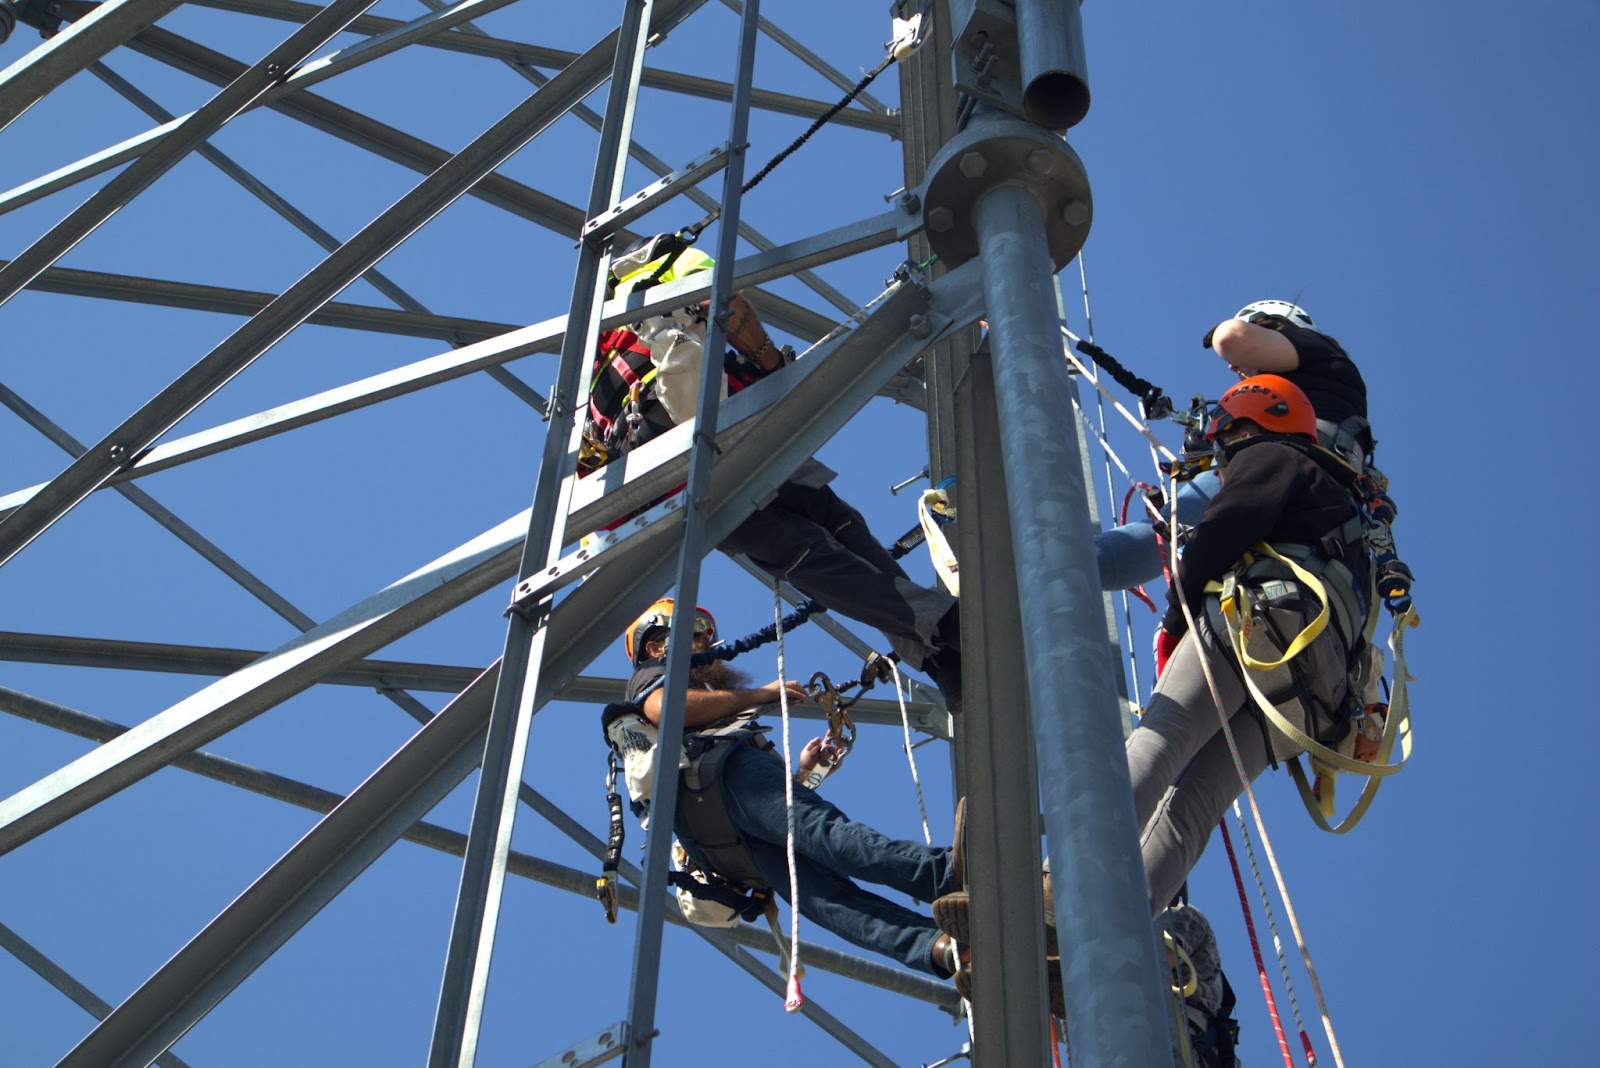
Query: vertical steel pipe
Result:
<box><xmin>973</xmin><ymin>176</ymin><xmax>1170</xmax><ymax>1065</ymax></box>
<box><xmin>1015</xmin><ymin>0</ymin><xmax>1090</xmax><ymax>131</ymax></box>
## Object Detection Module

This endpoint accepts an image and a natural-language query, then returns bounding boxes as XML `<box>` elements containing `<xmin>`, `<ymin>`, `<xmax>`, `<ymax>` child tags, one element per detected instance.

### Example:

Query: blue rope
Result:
<box><xmin>691</xmin><ymin>600</ymin><xmax>825</xmax><ymax>665</ymax></box>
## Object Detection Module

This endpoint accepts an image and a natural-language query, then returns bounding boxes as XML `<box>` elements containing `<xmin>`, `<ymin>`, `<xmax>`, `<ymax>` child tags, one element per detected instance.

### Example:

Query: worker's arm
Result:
<box><xmin>641</xmin><ymin>677</ymin><xmax>808</xmax><ymax>727</ymax></box>
<box><xmin>1209</xmin><ymin>318</ymin><xmax>1300</xmax><ymax>377</ymax></box>
<box><xmin>722</xmin><ymin>293</ymin><xmax>785</xmax><ymax>372</ymax></box>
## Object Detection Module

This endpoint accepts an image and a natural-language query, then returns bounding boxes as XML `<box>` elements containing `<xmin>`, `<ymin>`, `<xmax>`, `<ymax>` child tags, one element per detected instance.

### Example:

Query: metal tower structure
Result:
<box><xmin>0</xmin><ymin>0</ymin><xmax>1174</xmax><ymax>1064</ymax></box>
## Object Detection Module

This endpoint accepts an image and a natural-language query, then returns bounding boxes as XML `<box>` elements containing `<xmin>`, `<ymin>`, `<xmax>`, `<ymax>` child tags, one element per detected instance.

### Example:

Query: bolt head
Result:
<box><xmin>958</xmin><ymin>151</ymin><xmax>988</xmax><ymax>179</ymax></box>
<box><xmin>1027</xmin><ymin>148</ymin><xmax>1056</xmax><ymax>177</ymax></box>
<box><xmin>1060</xmin><ymin>199</ymin><xmax>1089</xmax><ymax>226</ymax></box>
<box><xmin>926</xmin><ymin>205</ymin><xmax>955</xmax><ymax>233</ymax></box>
<box><xmin>109</xmin><ymin>444</ymin><xmax>127</xmax><ymax>462</ymax></box>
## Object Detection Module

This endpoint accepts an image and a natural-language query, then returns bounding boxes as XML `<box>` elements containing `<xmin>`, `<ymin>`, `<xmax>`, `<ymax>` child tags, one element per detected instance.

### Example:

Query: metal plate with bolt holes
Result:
<box><xmin>531</xmin><ymin>1022</ymin><xmax>630</xmax><ymax>1068</ymax></box>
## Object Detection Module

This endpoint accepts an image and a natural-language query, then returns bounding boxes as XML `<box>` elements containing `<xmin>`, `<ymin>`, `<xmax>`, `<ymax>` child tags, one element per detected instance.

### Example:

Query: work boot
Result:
<box><xmin>931</xmin><ymin>932</ymin><xmax>973</xmax><ymax>1001</ymax></box>
<box><xmin>933</xmin><ymin>872</ymin><xmax>1058</xmax><ymax>955</ymax></box>
<box><xmin>932</xmin><ymin>889</ymin><xmax>970</xmax><ymax>943</ymax></box>
<box><xmin>935</xmin><ymin>889</ymin><xmax>1063</xmax><ymax>1014</ymax></box>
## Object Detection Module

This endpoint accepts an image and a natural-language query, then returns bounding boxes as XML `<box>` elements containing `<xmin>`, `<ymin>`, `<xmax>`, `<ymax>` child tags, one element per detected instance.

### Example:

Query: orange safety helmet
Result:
<box><xmin>1205</xmin><ymin>374</ymin><xmax>1317</xmax><ymax>444</ymax></box>
<box><xmin>623</xmin><ymin>597</ymin><xmax>717</xmax><ymax>665</ymax></box>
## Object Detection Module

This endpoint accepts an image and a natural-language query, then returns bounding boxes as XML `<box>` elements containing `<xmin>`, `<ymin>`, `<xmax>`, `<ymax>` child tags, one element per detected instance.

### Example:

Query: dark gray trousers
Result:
<box><xmin>717</xmin><ymin>479</ymin><xmax>954</xmax><ymax>669</ymax></box>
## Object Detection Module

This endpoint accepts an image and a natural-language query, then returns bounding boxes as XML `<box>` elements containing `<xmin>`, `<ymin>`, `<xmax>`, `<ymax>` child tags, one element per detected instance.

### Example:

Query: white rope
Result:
<box><xmin>888</xmin><ymin>659</ymin><xmax>933</xmax><ymax>846</ymax></box>
<box><xmin>1233</xmin><ymin>800</ymin><xmax>1315</xmax><ymax>1066</ymax></box>
<box><xmin>1164</xmin><ymin>469</ymin><xmax>1345</xmax><ymax>1068</ymax></box>
<box><xmin>773</xmin><ymin>584</ymin><xmax>805</xmax><ymax>1012</ymax></box>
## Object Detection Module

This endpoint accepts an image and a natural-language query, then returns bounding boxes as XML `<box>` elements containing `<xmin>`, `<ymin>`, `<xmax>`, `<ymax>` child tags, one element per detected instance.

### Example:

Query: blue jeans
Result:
<box><xmin>676</xmin><ymin>744</ymin><xmax>957</xmax><ymax>975</ymax></box>
<box><xmin>1092</xmin><ymin>471</ymin><xmax>1219</xmax><ymax>591</ymax></box>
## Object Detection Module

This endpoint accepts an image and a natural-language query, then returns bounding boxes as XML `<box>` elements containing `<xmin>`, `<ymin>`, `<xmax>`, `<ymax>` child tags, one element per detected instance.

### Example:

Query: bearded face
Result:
<box><xmin>688</xmin><ymin>659</ymin><xmax>752</xmax><ymax>692</ymax></box>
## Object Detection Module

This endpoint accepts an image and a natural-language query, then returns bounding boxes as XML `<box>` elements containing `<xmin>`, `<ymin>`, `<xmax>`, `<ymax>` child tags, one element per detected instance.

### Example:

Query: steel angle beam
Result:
<box><xmin>0</xmin><ymin>204</ymin><xmax>902</xmax><ymax>525</ymax></box>
<box><xmin>181</xmin><ymin>0</ymin><xmax>900</xmax><ymax>134</ymax></box>
<box><xmin>0</xmin><ymin>0</ymin><xmax>183</xmax><ymax>133</ymax></box>
<box><xmin>53</xmin><ymin>668</ymin><xmax>501</xmax><ymax>1068</ymax></box>
<box><xmin>0</xmin><ymin>24</ymin><xmax>591</xmax><ymax>235</ymax></box>
<box><xmin>412</xmin><ymin>0</ymin><xmax>857</xmax><ymax>323</ymax></box>
<box><xmin>0</xmin><ymin>921</ymin><xmax>196</xmax><ymax>1068</ymax></box>
<box><xmin>717</xmin><ymin>0</ymin><xmax>890</xmax><ymax>115</ymax></box>
<box><xmin>0</xmin><ymin>686</ymin><xmax>958</xmax><ymax>1012</ymax></box>
<box><xmin>0</xmin><ymin>0</ymin><xmax>383</xmax><ymax>313</ymax></box>
<box><xmin>955</xmin><ymin>350</ymin><xmax>1051</xmax><ymax>1067</ymax></box>
<box><xmin>0</xmin><ymin>631</ymin><xmax>482</xmax><ymax>692</ymax></box>
<box><xmin>583</xmin><ymin>142</ymin><xmax>730</xmax><ymax>241</ymax></box>
<box><xmin>3</xmin><ymin>262</ymin><xmax>521</xmax><ymax>341</ymax></box>
<box><xmin>0</xmin><ymin>0</ymin><xmax>710</xmax><ymax>569</ymax></box>
<box><xmin>283</xmin><ymin>0</ymin><xmax>526</xmax><ymax>89</ymax></box>
<box><xmin>0</xmin><ymin>509</ymin><xmax>530</xmax><ymax>852</ymax></box>
<box><xmin>531</xmin><ymin>1024</ymin><xmax>628</xmax><ymax>1068</ymax></box>
<box><xmin>0</xmin><ymin>630</ymin><xmax>937</xmax><ymax>727</ymax></box>
<box><xmin>0</xmin><ymin>317</ymin><xmax>560</xmax><ymax>522</ymax></box>
<box><xmin>83</xmin><ymin>56</ymin><xmax>544</xmax><ymax>418</ymax></box>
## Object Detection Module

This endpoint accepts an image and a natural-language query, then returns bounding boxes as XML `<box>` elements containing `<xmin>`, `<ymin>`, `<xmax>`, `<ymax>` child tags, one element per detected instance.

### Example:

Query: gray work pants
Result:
<box><xmin>1128</xmin><ymin>593</ymin><xmax>1354</xmax><ymax>912</ymax></box>
<box><xmin>717</xmin><ymin>478</ymin><xmax>955</xmax><ymax>669</ymax></box>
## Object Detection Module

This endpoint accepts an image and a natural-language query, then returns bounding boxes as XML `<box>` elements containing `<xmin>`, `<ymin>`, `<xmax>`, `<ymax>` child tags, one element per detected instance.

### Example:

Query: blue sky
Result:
<box><xmin>1</xmin><ymin>1</ymin><xmax>1595</xmax><ymax>1065</ymax></box>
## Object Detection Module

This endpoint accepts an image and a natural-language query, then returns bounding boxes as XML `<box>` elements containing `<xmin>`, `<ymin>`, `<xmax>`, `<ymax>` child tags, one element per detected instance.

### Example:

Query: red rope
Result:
<box><xmin>1220</xmin><ymin>820</ymin><xmax>1297</xmax><ymax>1068</ymax></box>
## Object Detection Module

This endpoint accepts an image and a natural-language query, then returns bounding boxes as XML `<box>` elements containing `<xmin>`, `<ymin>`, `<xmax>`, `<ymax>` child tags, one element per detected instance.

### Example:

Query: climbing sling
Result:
<box><xmin>1208</xmin><ymin>541</ymin><xmax>1415</xmax><ymax>833</ymax></box>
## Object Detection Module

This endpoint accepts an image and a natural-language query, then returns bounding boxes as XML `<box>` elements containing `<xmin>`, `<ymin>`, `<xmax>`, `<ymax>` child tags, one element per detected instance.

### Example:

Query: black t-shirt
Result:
<box><xmin>1163</xmin><ymin>439</ymin><xmax>1360</xmax><ymax>634</ymax></box>
<box><xmin>1280</xmin><ymin>325</ymin><xmax>1367</xmax><ymax>429</ymax></box>
<box><xmin>598</xmin><ymin>660</ymin><xmax>669</xmax><ymax>736</ymax></box>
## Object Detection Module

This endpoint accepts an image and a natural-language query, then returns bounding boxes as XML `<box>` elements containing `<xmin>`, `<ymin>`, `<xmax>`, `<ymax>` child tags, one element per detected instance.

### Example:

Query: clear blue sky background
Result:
<box><xmin>1</xmin><ymin>1</ymin><xmax>1595</xmax><ymax>1065</ymax></box>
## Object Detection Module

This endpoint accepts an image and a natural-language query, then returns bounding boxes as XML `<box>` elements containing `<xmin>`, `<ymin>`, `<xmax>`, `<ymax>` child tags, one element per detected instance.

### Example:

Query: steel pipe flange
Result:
<box><xmin>919</xmin><ymin>117</ymin><xmax>1092</xmax><ymax>270</ymax></box>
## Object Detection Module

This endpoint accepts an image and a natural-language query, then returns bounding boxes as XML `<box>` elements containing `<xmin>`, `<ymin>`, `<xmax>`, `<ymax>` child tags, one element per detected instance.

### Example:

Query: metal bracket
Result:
<box><xmin>581</xmin><ymin>143</ymin><xmax>732</xmax><ymax>243</ymax></box>
<box><xmin>509</xmin><ymin>488</ymin><xmax>687</xmax><ymax>613</ymax></box>
<box><xmin>531</xmin><ymin>1022</ymin><xmax>630</xmax><ymax>1068</ymax></box>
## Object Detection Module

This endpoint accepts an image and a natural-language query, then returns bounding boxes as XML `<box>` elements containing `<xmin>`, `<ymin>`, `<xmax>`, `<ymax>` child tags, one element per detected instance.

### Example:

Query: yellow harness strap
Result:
<box><xmin>1211</xmin><ymin>543</ymin><xmax>1419</xmax><ymax>834</ymax></box>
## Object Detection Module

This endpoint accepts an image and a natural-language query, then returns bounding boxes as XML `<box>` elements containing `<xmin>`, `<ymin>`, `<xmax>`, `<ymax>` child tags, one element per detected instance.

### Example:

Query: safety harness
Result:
<box><xmin>580</xmin><ymin>238</ymin><xmax>783</xmax><ymax>477</ymax></box>
<box><xmin>593</xmin><ymin>603</ymin><xmax>878</xmax><ymax>927</ymax></box>
<box><xmin>1201</xmin><ymin>432</ymin><xmax>1419</xmax><ymax>834</ymax></box>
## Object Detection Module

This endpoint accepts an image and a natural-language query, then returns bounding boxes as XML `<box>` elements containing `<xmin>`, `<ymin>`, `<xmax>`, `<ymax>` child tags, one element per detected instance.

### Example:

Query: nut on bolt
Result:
<box><xmin>1060</xmin><ymin>199</ymin><xmax>1089</xmax><ymax>226</ymax></box>
<box><xmin>958</xmin><ymin>151</ymin><xmax>988</xmax><ymax>179</ymax></box>
<box><xmin>898</xmin><ymin>190</ymin><xmax>921</xmax><ymax>214</ymax></box>
<box><xmin>908</xmin><ymin>314</ymin><xmax>932</xmax><ymax>339</ymax></box>
<box><xmin>926</xmin><ymin>205</ymin><xmax>955</xmax><ymax>233</ymax></box>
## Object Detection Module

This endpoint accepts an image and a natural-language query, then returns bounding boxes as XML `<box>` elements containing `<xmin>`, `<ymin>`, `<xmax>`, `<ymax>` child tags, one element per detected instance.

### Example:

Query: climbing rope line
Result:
<box><xmin>888</xmin><ymin>660</ymin><xmax>933</xmax><ymax>846</ymax></box>
<box><xmin>773</xmin><ymin>584</ymin><xmax>805</xmax><ymax>1013</ymax></box>
<box><xmin>1164</xmin><ymin>469</ymin><xmax>1347</xmax><ymax>1068</ymax></box>
<box><xmin>1072</xmin><ymin>253</ymin><xmax>1147</xmax><ymax>709</ymax></box>
<box><xmin>682</xmin><ymin>12</ymin><xmax>925</xmax><ymax>242</ymax></box>
<box><xmin>1232</xmin><ymin>803</ymin><xmax>1316</xmax><ymax>1067</ymax></box>
<box><xmin>1220</xmin><ymin>818</ymin><xmax>1299</xmax><ymax>1068</ymax></box>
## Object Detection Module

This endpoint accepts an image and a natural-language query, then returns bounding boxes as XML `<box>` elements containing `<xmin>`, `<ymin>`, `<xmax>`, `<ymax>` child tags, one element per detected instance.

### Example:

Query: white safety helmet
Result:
<box><xmin>1234</xmin><ymin>300</ymin><xmax>1318</xmax><ymax>333</ymax></box>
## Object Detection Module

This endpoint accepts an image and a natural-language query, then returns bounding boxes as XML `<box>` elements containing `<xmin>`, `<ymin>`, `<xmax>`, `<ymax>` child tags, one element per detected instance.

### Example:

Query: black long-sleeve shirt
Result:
<box><xmin>1163</xmin><ymin>439</ymin><xmax>1357</xmax><ymax>635</ymax></box>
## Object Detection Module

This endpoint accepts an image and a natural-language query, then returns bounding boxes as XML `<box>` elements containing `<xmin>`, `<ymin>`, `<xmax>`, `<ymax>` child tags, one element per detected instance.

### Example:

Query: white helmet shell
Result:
<box><xmin>1234</xmin><ymin>300</ymin><xmax>1317</xmax><ymax>332</ymax></box>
